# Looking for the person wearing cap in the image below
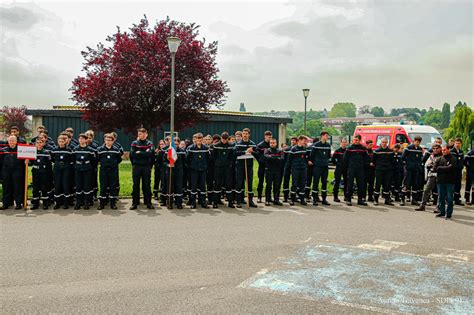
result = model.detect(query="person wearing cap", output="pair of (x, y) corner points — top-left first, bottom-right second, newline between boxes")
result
(211, 132), (235, 208)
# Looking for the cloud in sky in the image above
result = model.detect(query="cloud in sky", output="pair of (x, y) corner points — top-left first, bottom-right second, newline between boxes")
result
(0, 0), (472, 112)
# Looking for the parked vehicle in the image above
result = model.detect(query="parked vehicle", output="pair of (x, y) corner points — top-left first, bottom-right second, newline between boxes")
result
(353, 124), (444, 148)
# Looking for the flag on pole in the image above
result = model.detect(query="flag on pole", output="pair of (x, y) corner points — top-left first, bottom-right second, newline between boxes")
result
(168, 134), (178, 166)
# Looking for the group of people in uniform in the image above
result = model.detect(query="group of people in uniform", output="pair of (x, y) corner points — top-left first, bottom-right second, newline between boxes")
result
(1, 125), (473, 219)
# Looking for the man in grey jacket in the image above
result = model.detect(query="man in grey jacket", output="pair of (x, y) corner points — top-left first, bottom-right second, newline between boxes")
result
(415, 144), (442, 211)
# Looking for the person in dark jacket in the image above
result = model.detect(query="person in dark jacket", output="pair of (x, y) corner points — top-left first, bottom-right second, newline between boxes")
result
(288, 135), (308, 206)
(0, 136), (25, 210)
(159, 137), (171, 206)
(465, 149), (474, 205)
(372, 138), (394, 206)
(365, 140), (375, 202)
(186, 133), (210, 209)
(211, 132), (235, 208)
(51, 135), (74, 209)
(391, 144), (404, 202)
(263, 138), (284, 206)
(331, 138), (347, 203)
(163, 136), (186, 209)
(97, 134), (122, 210)
(73, 134), (97, 210)
(9, 126), (26, 144)
(450, 138), (464, 205)
(282, 137), (297, 202)
(433, 145), (457, 219)
(233, 128), (258, 208)
(256, 131), (272, 203)
(343, 135), (368, 206)
(129, 128), (154, 210)
(309, 131), (331, 206)
(153, 139), (166, 201)
(401, 136), (423, 206)
(30, 138), (53, 210)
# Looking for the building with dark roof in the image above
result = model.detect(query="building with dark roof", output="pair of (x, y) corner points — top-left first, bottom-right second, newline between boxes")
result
(26, 106), (292, 149)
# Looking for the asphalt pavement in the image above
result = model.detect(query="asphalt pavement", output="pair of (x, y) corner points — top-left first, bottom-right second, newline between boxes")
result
(1, 199), (473, 314)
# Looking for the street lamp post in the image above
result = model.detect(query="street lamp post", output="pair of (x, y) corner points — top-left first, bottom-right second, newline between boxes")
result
(302, 88), (310, 135)
(167, 36), (181, 141)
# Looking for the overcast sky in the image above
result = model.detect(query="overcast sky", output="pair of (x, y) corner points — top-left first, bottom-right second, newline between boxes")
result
(1, 0), (472, 112)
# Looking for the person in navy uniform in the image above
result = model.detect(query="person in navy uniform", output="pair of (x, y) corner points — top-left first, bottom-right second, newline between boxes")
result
(343, 135), (369, 206)
(130, 128), (154, 210)
(305, 137), (317, 201)
(391, 144), (404, 203)
(464, 148), (474, 205)
(163, 136), (186, 209)
(256, 131), (272, 203)
(65, 127), (79, 148)
(288, 135), (309, 206)
(309, 131), (332, 206)
(158, 137), (170, 206)
(73, 134), (97, 210)
(9, 126), (26, 144)
(433, 145), (457, 219)
(153, 139), (166, 201)
(263, 138), (284, 206)
(233, 128), (259, 208)
(211, 132), (235, 208)
(450, 138), (464, 206)
(186, 133), (210, 209)
(0, 138), (7, 184)
(30, 138), (53, 210)
(0, 136), (25, 210)
(331, 138), (347, 203)
(365, 140), (375, 202)
(51, 135), (74, 209)
(401, 135), (423, 206)
(282, 137), (297, 202)
(372, 137), (395, 206)
(97, 133), (122, 210)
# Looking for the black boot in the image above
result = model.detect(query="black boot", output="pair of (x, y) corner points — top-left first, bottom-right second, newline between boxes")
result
(31, 202), (39, 210)
(374, 195), (379, 206)
(321, 196), (330, 206)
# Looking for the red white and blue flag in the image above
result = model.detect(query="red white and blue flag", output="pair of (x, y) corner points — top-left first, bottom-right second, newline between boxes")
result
(168, 135), (178, 166)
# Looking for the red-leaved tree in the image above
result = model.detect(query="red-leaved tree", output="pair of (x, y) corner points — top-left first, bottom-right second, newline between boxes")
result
(0, 106), (29, 137)
(71, 16), (228, 133)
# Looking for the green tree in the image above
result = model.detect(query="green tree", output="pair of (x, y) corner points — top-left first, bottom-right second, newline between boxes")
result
(441, 103), (451, 129)
(443, 103), (473, 151)
(422, 108), (442, 129)
(341, 121), (357, 137)
(328, 102), (356, 118)
(371, 106), (385, 117)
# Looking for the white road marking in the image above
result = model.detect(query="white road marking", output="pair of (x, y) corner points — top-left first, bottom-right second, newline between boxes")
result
(427, 248), (474, 262)
(357, 239), (408, 251)
(267, 209), (308, 215)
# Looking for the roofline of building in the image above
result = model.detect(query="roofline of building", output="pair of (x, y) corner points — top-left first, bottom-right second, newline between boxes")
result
(26, 108), (292, 124)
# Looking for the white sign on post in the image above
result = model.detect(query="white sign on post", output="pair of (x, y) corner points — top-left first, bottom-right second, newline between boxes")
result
(17, 144), (37, 160)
